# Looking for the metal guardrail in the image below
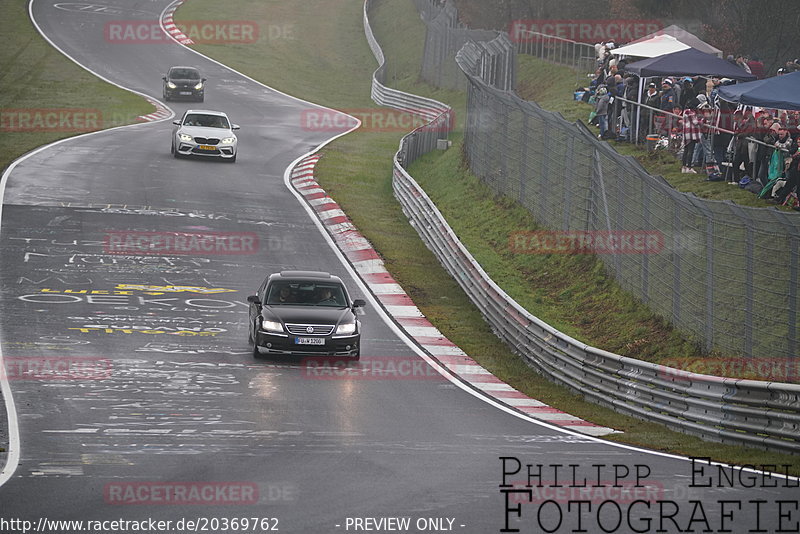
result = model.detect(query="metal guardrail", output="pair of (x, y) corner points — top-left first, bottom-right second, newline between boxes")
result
(364, 0), (800, 453)
(363, 0), (453, 167)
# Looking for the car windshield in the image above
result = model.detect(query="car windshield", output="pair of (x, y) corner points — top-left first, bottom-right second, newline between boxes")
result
(169, 68), (200, 80)
(266, 282), (346, 307)
(183, 114), (229, 129)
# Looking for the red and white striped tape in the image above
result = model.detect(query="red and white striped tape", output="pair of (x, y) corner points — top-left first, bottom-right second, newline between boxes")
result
(291, 154), (617, 437)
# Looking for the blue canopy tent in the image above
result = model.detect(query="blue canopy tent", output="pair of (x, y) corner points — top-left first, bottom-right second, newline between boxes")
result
(718, 71), (800, 111)
(624, 47), (756, 80)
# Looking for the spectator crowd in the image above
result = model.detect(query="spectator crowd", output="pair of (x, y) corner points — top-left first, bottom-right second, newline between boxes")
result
(578, 42), (800, 208)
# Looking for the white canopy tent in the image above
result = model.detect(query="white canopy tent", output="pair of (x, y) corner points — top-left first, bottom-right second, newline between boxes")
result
(610, 34), (690, 59)
(628, 24), (723, 58)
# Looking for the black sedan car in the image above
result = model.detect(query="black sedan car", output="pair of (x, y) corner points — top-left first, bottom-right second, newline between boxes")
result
(162, 66), (206, 102)
(247, 271), (365, 359)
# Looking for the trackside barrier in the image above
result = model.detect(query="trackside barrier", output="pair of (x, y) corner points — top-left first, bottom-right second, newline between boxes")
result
(364, 0), (800, 452)
(364, 1), (452, 166)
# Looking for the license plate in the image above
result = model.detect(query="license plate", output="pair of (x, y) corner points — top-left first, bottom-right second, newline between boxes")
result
(295, 337), (324, 345)
(198, 145), (216, 151)
(179, 91), (192, 95)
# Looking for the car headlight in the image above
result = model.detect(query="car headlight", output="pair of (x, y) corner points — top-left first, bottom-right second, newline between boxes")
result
(179, 133), (193, 142)
(194, 82), (203, 90)
(335, 322), (356, 335)
(167, 82), (177, 89)
(262, 320), (283, 333)
(221, 137), (236, 144)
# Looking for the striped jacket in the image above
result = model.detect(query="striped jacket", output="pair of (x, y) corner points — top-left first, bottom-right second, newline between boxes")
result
(681, 109), (702, 142)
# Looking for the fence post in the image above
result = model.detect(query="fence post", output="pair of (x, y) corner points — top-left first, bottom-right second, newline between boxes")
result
(686, 195), (716, 353)
(519, 112), (529, 206)
(563, 133), (575, 231)
(539, 119), (551, 218)
(672, 206), (682, 326)
(726, 203), (754, 357)
(790, 236), (799, 358)
(641, 184), (651, 303)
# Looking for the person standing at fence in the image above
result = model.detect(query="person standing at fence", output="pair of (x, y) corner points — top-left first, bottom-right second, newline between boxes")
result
(659, 79), (677, 135)
(730, 108), (758, 184)
(735, 54), (752, 74)
(641, 82), (660, 140)
(773, 140), (800, 206)
(713, 99), (735, 174)
(747, 56), (766, 79)
(695, 101), (719, 177)
(620, 75), (638, 141)
(672, 78), (683, 110)
(679, 77), (696, 109)
(753, 113), (777, 184)
(680, 105), (701, 173)
(594, 86), (611, 139)
(691, 94), (709, 167)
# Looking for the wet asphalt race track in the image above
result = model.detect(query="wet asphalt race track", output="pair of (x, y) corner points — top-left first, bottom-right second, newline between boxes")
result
(0, 1), (797, 533)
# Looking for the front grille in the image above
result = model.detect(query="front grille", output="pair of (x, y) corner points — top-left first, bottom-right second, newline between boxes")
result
(194, 137), (220, 145)
(285, 324), (335, 336)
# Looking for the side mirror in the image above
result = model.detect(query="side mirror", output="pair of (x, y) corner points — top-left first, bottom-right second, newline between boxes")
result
(231, 124), (240, 130)
(162, 76), (167, 81)
(352, 299), (366, 308)
(247, 295), (261, 304)
(172, 120), (181, 126)
(202, 77), (207, 82)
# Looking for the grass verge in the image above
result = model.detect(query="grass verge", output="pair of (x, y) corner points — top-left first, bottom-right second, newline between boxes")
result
(0, 0), (153, 173)
(178, 0), (800, 471)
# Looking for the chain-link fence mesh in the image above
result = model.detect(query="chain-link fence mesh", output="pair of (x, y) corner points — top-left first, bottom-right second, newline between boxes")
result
(415, 0), (500, 91)
(513, 30), (597, 73)
(413, 0), (800, 359)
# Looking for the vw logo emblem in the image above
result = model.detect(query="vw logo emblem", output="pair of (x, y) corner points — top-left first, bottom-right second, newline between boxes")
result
(306, 326), (314, 334)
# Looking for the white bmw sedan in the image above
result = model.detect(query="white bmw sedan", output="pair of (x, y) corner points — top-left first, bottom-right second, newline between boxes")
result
(171, 109), (239, 162)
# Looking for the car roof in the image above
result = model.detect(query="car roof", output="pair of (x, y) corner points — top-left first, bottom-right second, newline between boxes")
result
(184, 109), (229, 117)
(169, 66), (200, 72)
(268, 271), (342, 283)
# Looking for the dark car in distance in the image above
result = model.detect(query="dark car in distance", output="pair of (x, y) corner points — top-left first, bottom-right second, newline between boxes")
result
(163, 66), (206, 102)
(247, 271), (365, 359)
